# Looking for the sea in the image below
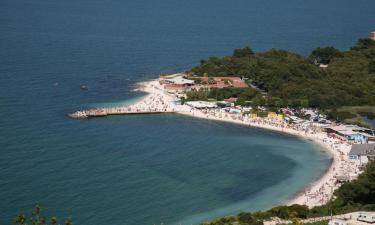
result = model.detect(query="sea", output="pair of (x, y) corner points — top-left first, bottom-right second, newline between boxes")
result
(1, 0), (374, 224)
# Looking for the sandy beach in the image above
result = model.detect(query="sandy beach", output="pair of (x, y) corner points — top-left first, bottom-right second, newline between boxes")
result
(106, 79), (362, 208)
(177, 108), (359, 207)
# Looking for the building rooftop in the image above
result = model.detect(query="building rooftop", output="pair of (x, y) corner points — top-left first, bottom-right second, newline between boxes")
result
(349, 144), (375, 156)
(162, 76), (195, 85)
(185, 101), (217, 109)
(328, 125), (373, 134)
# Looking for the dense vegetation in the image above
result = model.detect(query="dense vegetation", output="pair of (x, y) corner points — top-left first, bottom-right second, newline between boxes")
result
(13, 206), (73, 225)
(189, 38), (375, 109)
(325, 106), (375, 128)
(186, 87), (258, 106)
(202, 160), (375, 225)
(311, 160), (375, 215)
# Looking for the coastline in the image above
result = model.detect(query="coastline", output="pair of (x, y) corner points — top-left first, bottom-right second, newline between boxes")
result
(134, 79), (359, 208)
(75, 78), (359, 208)
(176, 108), (339, 207)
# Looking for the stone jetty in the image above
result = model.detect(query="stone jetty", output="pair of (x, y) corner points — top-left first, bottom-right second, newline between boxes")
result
(69, 107), (175, 119)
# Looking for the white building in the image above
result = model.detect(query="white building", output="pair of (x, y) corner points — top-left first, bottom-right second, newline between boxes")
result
(329, 218), (350, 225)
(185, 101), (217, 109)
(358, 212), (375, 223)
(163, 76), (195, 85)
(348, 144), (375, 163)
(325, 125), (374, 142)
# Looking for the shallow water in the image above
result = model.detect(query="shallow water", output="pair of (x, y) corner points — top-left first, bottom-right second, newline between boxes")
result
(1, 0), (374, 224)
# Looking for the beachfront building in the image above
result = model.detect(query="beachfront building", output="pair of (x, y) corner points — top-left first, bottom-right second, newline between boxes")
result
(325, 125), (374, 142)
(324, 212), (375, 225)
(371, 31), (375, 41)
(222, 107), (241, 114)
(241, 106), (252, 112)
(267, 112), (284, 120)
(328, 218), (350, 225)
(281, 108), (295, 116)
(160, 74), (195, 94)
(357, 212), (375, 223)
(216, 101), (232, 108)
(349, 144), (375, 164)
(189, 76), (248, 90)
(304, 109), (329, 123)
(185, 101), (217, 109)
(223, 97), (237, 107)
(163, 84), (188, 94)
(287, 115), (307, 124)
(160, 76), (195, 86)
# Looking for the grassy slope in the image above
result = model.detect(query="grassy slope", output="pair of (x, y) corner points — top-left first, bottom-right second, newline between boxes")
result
(336, 106), (375, 128)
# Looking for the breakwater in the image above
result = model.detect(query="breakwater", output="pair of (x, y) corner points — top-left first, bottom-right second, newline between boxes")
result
(69, 107), (175, 119)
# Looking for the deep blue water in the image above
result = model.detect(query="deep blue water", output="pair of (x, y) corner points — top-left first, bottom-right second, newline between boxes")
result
(1, 0), (374, 224)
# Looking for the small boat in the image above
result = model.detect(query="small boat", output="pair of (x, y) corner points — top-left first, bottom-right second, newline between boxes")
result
(80, 85), (88, 90)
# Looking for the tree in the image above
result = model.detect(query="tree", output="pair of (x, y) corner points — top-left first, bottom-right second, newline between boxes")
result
(186, 89), (209, 101)
(292, 217), (304, 225)
(233, 46), (254, 58)
(237, 212), (263, 225)
(309, 46), (342, 64)
(300, 99), (309, 108)
(180, 97), (186, 105)
(369, 60), (375, 74)
(190, 36), (375, 110)
(351, 38), (375, 51)
(15, 206), (73, 225)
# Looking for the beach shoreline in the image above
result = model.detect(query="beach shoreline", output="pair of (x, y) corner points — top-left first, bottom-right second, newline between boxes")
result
(136, 79), (360, 208)
(74, 79), (359, 208)
(176, 109), (339, 207)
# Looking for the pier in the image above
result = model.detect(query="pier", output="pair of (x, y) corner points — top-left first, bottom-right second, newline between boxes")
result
(68, 80), (188, 119)
(69, 107), (175, 119)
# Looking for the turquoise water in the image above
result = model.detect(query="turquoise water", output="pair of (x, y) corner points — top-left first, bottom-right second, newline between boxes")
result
(1, 0), (374, 224)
